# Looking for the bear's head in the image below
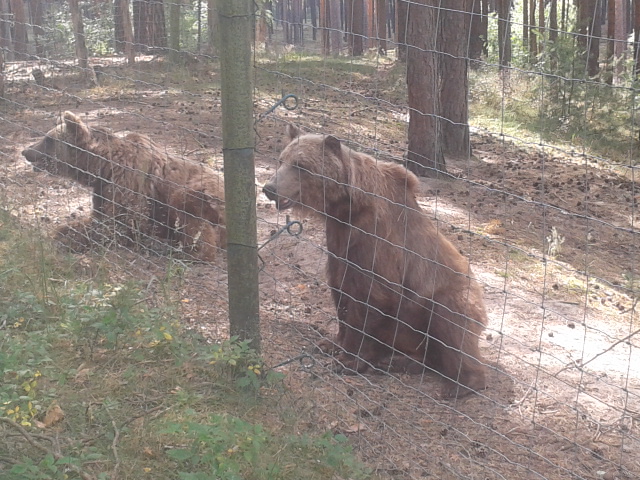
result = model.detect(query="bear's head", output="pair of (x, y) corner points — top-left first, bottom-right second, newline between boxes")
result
(263, 125), (350, 218)
(22, 111), (94, 182)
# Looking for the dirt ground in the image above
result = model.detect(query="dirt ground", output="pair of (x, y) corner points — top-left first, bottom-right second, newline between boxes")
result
(0, 55), (638, 480)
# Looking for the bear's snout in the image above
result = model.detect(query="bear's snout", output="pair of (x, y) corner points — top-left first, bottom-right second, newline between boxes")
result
(262, 182), (277, 201)
(263, 182), (293, 211)
(22, 148), (37, 163)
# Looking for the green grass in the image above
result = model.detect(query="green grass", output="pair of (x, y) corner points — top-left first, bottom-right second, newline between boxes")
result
(0, 209), (372, 480)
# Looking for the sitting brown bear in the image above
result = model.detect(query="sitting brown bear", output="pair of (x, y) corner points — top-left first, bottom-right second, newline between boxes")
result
(263, 125), (488, 398)
(22, 112), (226, 260)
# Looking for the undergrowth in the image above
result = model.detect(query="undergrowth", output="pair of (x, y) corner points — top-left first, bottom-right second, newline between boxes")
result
(0, 209), (371, 480)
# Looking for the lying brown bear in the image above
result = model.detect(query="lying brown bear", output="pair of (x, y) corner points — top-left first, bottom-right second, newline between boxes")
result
(22, 112), (226, 260)
(263, 125), (488, 398)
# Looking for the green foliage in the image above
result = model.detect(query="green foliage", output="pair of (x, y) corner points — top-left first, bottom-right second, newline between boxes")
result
(82, 1), (116, 56)
(204, 337), (284, 392)
(163, 415), (370, 480)
(56, 282), (179, 354)
(0, 211), (369, 480)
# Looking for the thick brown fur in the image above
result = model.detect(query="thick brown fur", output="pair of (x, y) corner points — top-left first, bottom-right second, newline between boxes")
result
(22, 112), (225, 260)
(263, 125), (488, 398)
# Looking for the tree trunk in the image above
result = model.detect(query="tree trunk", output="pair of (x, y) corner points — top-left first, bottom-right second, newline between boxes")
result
(523, 0), (528, 57)
(366, 0), (374, 48)
(439, 0), (471, 158)
(169, 0), (181, 60)
(396, 0), (408, 61)
(115, 0), (135, 64)
(608, 0), (627, 82)
(291, 0), (303, 44)
(470, 0), (485, 61)
(69, 0), (89, 69)
(320, 0), (329, 54)
(538, 0), (545, 47)
(634, 0), (640, 75)
(346, 0), (365, 55)
(406, 0), (444, 176)
(549, 0), (558, 69)
(320, 0), (342, 55)
(29, 0), (44, 56)
(10, 0), (28, 60)
(376, 0), (386, 54)
(497, 0), (511, 68)
(115, 0), (125, 51)
(549, 0), (557, 44)
(577, 0), (601, 77)
(207, 0), (218, 54)
(133, 0), (167, 50)
(0, 0), (11, 62)
(309, 0), (318, 40)
(528, 0), (537, 58)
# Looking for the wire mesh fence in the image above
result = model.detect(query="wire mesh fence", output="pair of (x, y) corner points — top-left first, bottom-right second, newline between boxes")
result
(0, 1), (638, 479)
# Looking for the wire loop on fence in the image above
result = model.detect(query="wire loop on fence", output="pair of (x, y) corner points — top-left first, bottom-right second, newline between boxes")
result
(270, 353), (315, 371)
(258, 215), (303, 271)
(256, 94), (299, 123)
(258, 215), (303, 251)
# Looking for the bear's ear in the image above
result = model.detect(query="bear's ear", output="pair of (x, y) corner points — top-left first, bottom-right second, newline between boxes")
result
(322, 135), (342, 157)
(62, 111), (91, 146)
(286, 124), (301, 141)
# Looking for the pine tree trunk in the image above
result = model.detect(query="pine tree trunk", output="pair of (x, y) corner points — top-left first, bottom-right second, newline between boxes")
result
(406, 0), (444, 176)
(10, 0), (28, 60)
(207, 0), (218, 55)
(439, 0), (471, 158)
(395, 0), (408, 61)
(376, 0), (386, 54)
(69, 0), (88, 69)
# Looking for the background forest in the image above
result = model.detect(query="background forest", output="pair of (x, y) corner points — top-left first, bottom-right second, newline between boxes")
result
(0, 1), (639, 480)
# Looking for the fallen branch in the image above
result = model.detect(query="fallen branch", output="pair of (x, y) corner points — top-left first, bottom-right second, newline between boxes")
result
(555, 327), (640, 377)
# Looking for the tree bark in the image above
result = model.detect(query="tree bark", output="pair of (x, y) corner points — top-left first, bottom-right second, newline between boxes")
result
(346, 0), (364, 55)
(207, 0), (218, 54)
(529, 0), (537, 58)
(169, 0), (181, 60)
(320, 0), (342, 55)
(406, 0), (444, 176)
(549, 0), (557, 44)
(121, 0), (135, 65)
(309, 0), (318, 40)
(523, 0), (528, 57)
(29, 0), (44, 56)
(291, 0), (304, 44)
(69, 0), (89, 69)
(133, 0), (166, 50)
(607, 0), (627, 82)
(0, 0), (11, 62)
(439, 0), (471, 158)
(469, 0), (485, 61)
(376, 0), (387, 54)
(497, 0), (511, 68)
(10, 0), (28, 60)
(634, 0), (640, 75)
(396, 0), (408, 61)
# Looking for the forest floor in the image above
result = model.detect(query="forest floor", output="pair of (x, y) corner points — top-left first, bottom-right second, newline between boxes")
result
(0, 53), (638, 479)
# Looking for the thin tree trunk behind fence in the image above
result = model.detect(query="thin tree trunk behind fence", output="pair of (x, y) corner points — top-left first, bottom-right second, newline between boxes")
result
(69, 0), (89, 69)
